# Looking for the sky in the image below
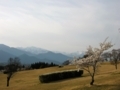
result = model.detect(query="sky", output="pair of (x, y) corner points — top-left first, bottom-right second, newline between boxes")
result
(0, 0), (120, 53)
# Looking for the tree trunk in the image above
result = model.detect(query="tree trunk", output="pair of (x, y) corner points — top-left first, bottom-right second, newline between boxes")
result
(115, 64), (117, 70)
(90, 76), (94, 85)
(7, 76), (10, 87)
(7, 73), (12, 87)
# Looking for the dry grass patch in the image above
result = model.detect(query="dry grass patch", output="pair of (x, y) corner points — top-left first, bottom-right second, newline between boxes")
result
(0, 64), (120, 90)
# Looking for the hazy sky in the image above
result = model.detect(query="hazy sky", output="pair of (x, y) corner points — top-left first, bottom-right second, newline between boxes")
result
(0, 0), (120, 53)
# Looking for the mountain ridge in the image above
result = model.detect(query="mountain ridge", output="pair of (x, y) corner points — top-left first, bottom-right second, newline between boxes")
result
(0, 44), (73, 64)
(17, 46), (49, 54)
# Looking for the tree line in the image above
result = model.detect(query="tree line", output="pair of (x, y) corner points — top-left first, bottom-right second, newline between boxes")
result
(30, 62), (58, 69)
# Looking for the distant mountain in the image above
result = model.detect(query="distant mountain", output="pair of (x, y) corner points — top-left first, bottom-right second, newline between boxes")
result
(36, 51), (72, 63)
(18, 54), (60, 64)
(61, 51), (85, 58)
(0, 44), (34, 56)
(17, 46), (49, 54)
(18, 54), (41, 64)
(0, 50), (15, 62)
(0, 44), (71, 64)
(17, 47), (71, 63)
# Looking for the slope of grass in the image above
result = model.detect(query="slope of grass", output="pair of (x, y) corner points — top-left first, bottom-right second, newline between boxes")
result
(0, 63), (120, 90)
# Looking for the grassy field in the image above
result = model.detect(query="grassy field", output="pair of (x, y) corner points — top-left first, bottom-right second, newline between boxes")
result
(0, 63), (120, 90)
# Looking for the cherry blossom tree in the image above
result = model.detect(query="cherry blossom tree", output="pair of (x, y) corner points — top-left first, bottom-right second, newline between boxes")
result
(72, 38), (113, 85)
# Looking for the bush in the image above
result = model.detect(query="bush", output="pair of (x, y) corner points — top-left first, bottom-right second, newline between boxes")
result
(39, 69), (83, 83)
(3, 70), (9, 74)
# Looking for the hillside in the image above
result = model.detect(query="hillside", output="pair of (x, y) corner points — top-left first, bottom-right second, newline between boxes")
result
(36, 51), (71, 63)
(0, 50), (15, 62)
(0, 44), (34, 56)
(18, 54), (60, 64)
(0, 63), (120, 90)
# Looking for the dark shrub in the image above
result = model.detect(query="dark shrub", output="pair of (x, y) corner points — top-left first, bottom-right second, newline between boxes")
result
(3, 70), (9, 74)
(39, 69), (83, 83)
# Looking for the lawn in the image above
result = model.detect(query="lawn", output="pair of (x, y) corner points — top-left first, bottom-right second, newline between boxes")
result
(0, 63), (120, 90)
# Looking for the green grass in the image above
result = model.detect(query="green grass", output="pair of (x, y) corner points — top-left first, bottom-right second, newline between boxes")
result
(0, 64), (120, 90)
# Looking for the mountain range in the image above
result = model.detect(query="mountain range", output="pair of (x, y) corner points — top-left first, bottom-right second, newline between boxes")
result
(17, 47), (49, 54)
(0, 44), (74, 65)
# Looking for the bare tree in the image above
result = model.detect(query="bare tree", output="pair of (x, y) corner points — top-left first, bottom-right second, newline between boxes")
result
(101, 52), (111, 61)
(110, 49), (120, 69)
(5, 57), (21, 87)
(72, 38), (113, 85)
(102, 49), (120, 69)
